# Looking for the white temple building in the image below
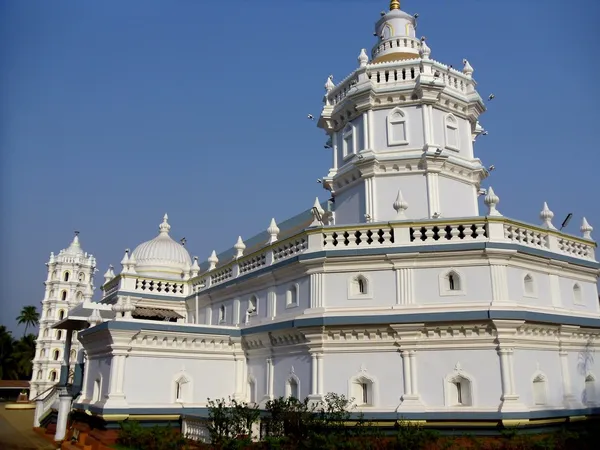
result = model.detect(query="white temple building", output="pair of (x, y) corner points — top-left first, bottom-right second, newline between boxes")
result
(34, 0), (600, 441)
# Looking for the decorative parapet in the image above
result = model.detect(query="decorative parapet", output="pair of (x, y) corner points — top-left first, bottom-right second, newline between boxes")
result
(325, 58), (475, 108)
(191, 217), (596, 293)
(101, 274), (189, 300)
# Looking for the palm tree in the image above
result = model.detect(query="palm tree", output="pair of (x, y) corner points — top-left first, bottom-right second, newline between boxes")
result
(16, 305), (40, 337)
(12, 334), (36, 379)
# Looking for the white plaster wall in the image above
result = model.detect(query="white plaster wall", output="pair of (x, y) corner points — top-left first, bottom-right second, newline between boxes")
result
(247, 356), (267, 400)
(371, 106), (424, 151)
(437, 176), (478, 217)
(567, 350), (597, 405)
(506, 268), (553, 308)
(373, 174), (428, 221)
(324, 270), (396, 307)
(274, 277), (309, 318)
(559, 278), (599, 313)
(323, 351), (404, 409)
(418, 349), (502, 408)
(431, 108), (472, 159)
(512, 350), (563, 408)
(414, 266), (492, 304)
(123, 356), (235, 405)
(86, 357), (111, 402)
(333, 183), (365, 225)
(272, 353), (311, 399)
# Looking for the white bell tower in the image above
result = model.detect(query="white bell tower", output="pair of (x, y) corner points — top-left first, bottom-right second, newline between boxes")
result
(318, 0), (487, 224)
(29, 232), (96, 399)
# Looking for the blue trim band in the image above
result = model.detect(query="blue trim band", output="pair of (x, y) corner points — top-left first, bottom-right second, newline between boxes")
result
(73, 402), (600, 422)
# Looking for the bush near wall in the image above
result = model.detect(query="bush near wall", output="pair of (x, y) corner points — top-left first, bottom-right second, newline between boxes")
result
(117, 394), (600, 450)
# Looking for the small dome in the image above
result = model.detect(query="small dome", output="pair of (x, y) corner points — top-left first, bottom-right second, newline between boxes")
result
(131, 214), (191, 279)
(64, 233), (85, 255)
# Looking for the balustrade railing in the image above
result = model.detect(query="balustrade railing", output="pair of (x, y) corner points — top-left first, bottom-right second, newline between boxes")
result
(182, 417), (210, 443)
(192, 218), (595, 292)
(327, 59), (470, 106)
(33, 386), (58, 427)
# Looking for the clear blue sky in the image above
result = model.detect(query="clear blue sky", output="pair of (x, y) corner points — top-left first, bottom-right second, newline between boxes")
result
(1, 0), (599, 335)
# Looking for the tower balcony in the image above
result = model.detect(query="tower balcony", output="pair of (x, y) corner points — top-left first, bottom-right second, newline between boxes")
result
(325, 58), (474, 110)
(371, 36), (421, 63)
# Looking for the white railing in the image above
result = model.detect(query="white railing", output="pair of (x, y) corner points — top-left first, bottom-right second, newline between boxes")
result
(182, 417), (210, 443)
(327, 59), (471, 107)
(134, 278), (185, 295)
(371, 36), (420, 60)
(33, 386), (58, 427)
(192, 218), (596, 292)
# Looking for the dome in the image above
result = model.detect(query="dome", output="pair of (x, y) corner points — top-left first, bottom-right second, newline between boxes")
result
(130, 214), (192, 279)
(64, 233), (85, 255)
(371, 1), (420, 63)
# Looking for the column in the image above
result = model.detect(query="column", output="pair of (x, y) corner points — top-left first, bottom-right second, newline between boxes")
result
(316, 353), (324, 396)
(310, 353), (318, 396)
(367, 110), (375, 149)
(310, 273), (324, 309)
(195, 292), (199, 324)
(54, 387), (72, 441)
(59, 330), (73, 386)
(409, 350), (418, 397)
(362, 112), (369, 150)
(559, 350), (576, 403)
(425, 171), (440, 218)
(401, 350), (412, 397)
(490, 264), (509, 304)
(332, 133), (338, 169)
(234, 357), (244, 399)
(396, 268), (414, 306)
(78, 352), (90, 401)
(264, 357), (274, 401)
(498, 348), (511, 399)
(268, 288), (276, 320)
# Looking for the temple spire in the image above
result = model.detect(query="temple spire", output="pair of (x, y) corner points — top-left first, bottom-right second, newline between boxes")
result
(390, 0), (400, 10)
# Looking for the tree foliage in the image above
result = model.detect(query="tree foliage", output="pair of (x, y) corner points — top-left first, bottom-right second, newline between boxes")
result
(0, 324), (37, 380)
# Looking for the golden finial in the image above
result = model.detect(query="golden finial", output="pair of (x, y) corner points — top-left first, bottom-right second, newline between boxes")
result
(390, 0), (400, 10)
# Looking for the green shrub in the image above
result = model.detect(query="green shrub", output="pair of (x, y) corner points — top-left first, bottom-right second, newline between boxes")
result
(117, 420), (187, 450)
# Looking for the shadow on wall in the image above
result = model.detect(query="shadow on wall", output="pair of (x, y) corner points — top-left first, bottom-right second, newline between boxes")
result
(577, 339), (595, 406)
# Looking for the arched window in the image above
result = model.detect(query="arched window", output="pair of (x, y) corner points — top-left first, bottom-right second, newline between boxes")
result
(523, 274), (535, 297)
(381, 24), (393, 40)
(40, 349), (46, 358)
(387, 108), (408, 146)
(173, 373), (192, 403)
(351, 376), (375, 406)
(61, 291), (67, 301)
(70, 349), (77, 362)
(52, 270), (57, 280)
(445, 114), (459, 150)
(248, 296), (258, 315)
(573, 284), (583, 305)
(585, 374), (597, 405)
(532, 373), (547, 406)
(56, 330), (62, 340)
(43, 329), (49, 338)
(286, 376), (300, 399)
(342, 124), (354, 158)
(53, 349), (60, 361)
(36, 370), (42, 380)
(286, 284), (299, 307)
(78, 272), (85, 282)
(49, 370), (57, 382)
(445, 365), (474, 407)
(218, 305), (226, 323)
(63, 271), (70, 282)
(76, 291), (84, 301)
(58, 310), (65, 320)
(448, 272), (459, 291)
(440, 269), (464, 296)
